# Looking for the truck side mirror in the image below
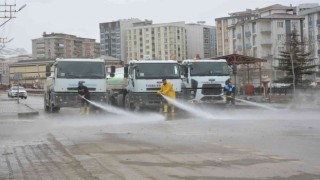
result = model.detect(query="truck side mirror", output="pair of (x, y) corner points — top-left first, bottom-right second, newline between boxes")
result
(124, 66), (129, 78)
(184, 68), (188, 77)
(110, 66), (115, 78)
(46, 64), (52, 77)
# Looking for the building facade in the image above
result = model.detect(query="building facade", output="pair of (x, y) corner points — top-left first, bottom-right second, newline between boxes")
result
(216, 4), (305, 82)
(211, 26), (217, 57)
(32, 33), (100, 60)
(0, 60), (10, 85)
(99, 19), (141, 64)
(185, 23), (215, 59)
(298, 4), (320, 77)
(9, 59), (54, 89)
(126, 21), (187, 61)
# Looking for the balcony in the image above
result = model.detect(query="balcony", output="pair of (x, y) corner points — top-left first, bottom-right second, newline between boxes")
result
(261, 54), (273, 60)
(55, 50), (65, 55)
(236, 45), (243, 51)
(260, 39), (272, 46)
(245, 31), (251, 37)
(260, 27), (271, 33)
(54, 45), (64, 50)
(236, 34), (241, 39)
(245, 43), (252, 49)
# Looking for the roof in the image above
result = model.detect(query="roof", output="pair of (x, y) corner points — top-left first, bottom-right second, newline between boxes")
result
(258, 4), (293, 13)
(298, 6), (320, 15)
(182, 59), (227, 64)
(261, 13), (305, 19)
(129, 60), (178, 64)
(212, 54), (267, 65)
(56, 58), (104, 62)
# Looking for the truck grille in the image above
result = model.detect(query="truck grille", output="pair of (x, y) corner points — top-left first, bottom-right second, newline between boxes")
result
(147, 94), (162, 104)
(67, 87), (96, 91)
(201, 84), (222, 95)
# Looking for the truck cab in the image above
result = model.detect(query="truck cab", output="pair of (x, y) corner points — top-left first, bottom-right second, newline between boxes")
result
(180, 59), (230, 103)
(44, 59), (108, 112)
(108, 60), (182, 111)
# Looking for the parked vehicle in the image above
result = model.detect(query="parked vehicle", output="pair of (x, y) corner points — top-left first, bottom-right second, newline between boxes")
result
(107, 60), (182, 111)
(44, 58), (109, 113)
(8, 86), (28, 99)
(180, 59), (230, 103)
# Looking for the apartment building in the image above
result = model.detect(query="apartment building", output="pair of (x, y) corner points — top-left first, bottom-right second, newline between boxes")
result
(126, 21), (187, 61)
(32, 33), (100, 59)
(0, 60), (10, 84)
(185, 23), (216, 59)
(215, 11), (255, 56)
(99, 18), (141, 63)
(211, 26), (217, 57)
(216, 4), (304, 81)
(298, 4), (320, 77)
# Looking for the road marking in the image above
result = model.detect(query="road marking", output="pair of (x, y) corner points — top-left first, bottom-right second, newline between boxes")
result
(235, 148), (248, 152)
(253, 151), (266, 156)
(269, 155), (283, 160)
(290, 160), (303, 164)
(223, 145), (233, 149)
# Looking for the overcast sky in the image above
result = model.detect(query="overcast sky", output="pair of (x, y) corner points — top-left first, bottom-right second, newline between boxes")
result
(2, 0), (319, 53)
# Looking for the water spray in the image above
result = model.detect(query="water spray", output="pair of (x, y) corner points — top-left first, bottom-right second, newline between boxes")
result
(81, 97), (135, 116)
(161, 94), (216, 119)
(80, 97), (165, 121)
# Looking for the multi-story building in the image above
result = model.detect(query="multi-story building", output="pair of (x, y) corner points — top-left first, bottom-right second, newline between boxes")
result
(32, 32), (100, 60)
(99, 18), (141, 64)
(0, 59), (10, 85)
(211, 26), (217, 57)
(126, 21), (187, 61)
(185, 23), (216, 59)
(298, 4), (320, 77)
(216, 10), (256, 56)
(216, 4), (305, 81)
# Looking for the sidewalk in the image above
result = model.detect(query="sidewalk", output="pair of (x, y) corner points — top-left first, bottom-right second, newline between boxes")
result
(0, 93), (39, 118)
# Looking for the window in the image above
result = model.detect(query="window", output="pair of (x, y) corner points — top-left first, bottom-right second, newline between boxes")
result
(252, 22), (256, 33)
(277, 34), (284, 41)
(278, 46), (284, 52)
(277, 21), (284, 28)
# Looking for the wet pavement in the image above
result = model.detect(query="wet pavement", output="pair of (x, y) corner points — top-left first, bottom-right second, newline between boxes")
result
(0, 92), (39, 117)
(0, 92), (320, 179)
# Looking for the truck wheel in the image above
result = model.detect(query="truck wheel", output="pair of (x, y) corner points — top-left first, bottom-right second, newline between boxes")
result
(49, 104), (54, 113)
(44, 95), (50, 112)
(124, 95), (134, 111)
(117, 94), (124, 107)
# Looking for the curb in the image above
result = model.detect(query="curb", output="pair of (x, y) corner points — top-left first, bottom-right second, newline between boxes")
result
(18, 111), (39, 118)
(18, 104), (39, 118)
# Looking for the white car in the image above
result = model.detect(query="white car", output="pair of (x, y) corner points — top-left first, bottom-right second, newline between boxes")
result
(8, 86), (28, 99)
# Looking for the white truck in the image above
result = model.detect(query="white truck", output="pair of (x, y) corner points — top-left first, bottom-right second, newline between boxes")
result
(180, 59), (230, 103)
(107, 60), (182, 111)
(44, 59), (108, 112)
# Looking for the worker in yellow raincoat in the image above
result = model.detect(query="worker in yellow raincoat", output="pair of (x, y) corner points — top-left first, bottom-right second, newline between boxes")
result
(157, 79), (176, 113)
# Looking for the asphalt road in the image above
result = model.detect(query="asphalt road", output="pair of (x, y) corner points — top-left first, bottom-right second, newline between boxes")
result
(0, 94), (320, 180)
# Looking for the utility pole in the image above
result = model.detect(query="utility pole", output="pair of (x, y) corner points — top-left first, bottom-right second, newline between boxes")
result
(0, 2), (26, 46)
(0, 2), (17, 28)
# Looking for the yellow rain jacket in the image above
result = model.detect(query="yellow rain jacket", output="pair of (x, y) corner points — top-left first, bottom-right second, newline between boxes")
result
(158, 81), (176, 99)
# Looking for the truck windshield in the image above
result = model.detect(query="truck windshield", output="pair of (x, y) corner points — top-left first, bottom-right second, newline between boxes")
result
(57, 61), (105, 79)
(135, 63), (180, 79)
(190, 62), (229, 76)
